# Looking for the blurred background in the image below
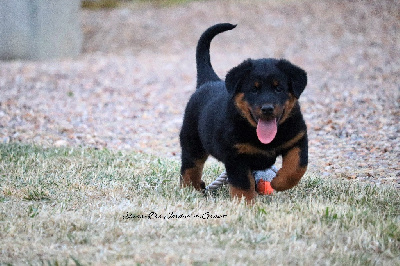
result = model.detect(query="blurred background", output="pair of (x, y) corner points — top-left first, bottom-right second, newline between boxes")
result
(0, 0), (399, 186)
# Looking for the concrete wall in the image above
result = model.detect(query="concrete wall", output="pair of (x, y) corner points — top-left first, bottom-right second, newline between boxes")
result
(0, 0), (82, 60)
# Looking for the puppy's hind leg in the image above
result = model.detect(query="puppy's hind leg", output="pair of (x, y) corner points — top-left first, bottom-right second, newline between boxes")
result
(179, 112), (208, 190)
(180, 151), (208, 190)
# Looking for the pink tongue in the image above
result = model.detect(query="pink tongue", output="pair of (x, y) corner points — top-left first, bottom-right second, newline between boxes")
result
(257, 119), (277, 144)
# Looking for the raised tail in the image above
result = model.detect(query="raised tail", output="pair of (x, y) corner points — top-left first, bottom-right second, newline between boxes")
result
(196, 23), (237, 88)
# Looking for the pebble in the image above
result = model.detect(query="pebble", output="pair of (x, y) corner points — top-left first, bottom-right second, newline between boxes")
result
(54, 140), (68, 147)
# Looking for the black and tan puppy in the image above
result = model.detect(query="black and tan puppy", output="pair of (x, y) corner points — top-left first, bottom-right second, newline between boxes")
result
(180, 23), (308, 203)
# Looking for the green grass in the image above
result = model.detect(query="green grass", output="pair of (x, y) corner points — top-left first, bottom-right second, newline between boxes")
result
(0, 143), (399, 265)
(81, 0), (198, 9)
(81, 0), (120, 9)
(138, 0), (196, 7)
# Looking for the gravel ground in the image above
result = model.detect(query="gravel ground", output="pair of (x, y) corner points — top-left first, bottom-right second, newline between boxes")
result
(1, 0), (399, 187)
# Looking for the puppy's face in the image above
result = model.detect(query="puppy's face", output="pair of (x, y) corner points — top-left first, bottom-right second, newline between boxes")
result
(238, 74), (289, 124)
(226, 59), (307, 144)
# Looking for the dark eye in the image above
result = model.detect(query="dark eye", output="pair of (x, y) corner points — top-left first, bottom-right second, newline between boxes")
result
(252, 82), (261, 94)
(252, 86), (260, 94)
(272, 79), (282, 93)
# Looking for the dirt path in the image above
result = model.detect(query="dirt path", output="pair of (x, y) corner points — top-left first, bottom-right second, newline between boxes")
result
(1, 0), (399, 187)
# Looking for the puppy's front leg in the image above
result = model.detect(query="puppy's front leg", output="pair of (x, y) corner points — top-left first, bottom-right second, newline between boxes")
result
(271, 145), (308, 191)
(226, 161), (257, 204)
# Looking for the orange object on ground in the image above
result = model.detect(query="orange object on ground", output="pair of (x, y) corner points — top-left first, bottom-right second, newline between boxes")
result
(256, 179), (274, 195)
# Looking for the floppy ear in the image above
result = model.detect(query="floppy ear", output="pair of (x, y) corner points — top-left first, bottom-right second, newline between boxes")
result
(225, 59), (253, 94)
(276, 59), (307, 99)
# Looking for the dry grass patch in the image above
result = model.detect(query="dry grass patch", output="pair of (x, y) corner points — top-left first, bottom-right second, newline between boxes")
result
(0, 143), (399, 265)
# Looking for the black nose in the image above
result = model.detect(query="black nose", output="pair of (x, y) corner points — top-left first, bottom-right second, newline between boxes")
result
(261, 104), (274, 115)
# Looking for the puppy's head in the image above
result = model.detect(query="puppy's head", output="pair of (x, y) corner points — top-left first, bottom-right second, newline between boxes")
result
(225, 58), (307, 144)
